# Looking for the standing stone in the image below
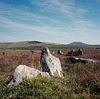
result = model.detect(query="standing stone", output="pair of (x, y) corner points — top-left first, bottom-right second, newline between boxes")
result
(8, 65), (50, 86)
(40, 47), (64, 78)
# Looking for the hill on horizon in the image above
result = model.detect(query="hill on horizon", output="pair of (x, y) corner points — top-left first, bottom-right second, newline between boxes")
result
(69, 41), (86, 45)
(0, 41), (100, 50)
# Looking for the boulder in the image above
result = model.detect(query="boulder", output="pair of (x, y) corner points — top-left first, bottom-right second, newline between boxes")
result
(66, 57), (100, 64)
(8, 65), (50, 86)
(40, 47), (64, 78)
(57, 50), (63, 55)
(66, 57), (77, 63)
(67, 49), (83, 56)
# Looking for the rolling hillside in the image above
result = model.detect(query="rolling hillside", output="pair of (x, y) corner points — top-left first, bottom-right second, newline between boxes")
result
(0, 41), (100, 50)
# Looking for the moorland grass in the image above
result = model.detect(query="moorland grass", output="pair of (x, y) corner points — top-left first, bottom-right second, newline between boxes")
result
(0, 50), (100, 99)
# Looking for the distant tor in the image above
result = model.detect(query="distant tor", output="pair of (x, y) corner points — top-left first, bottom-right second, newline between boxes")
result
(69, 41), (86, 45)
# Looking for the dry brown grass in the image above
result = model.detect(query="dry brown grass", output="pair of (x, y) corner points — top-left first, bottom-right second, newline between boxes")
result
(0, 49), (100, 98)
(0, 50), (41, 70)
(82, 50), (100, 60)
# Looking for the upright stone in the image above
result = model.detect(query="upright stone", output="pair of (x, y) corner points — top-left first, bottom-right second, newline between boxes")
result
(40, 47), (64, 78)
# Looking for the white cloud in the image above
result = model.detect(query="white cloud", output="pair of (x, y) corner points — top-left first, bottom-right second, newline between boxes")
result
(30, 0), (88, 19)
(0, 0), (100, 44)
(0, 13), (100, 44)
(29, 0), (93, 34)
(0, 2), (57, 25)
(0, 15), (69, 36)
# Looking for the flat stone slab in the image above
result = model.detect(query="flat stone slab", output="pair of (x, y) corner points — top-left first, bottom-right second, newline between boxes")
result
(66, 57), (100, 64)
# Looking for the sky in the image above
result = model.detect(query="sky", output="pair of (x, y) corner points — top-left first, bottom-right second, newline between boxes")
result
(0, 0), (100, 44)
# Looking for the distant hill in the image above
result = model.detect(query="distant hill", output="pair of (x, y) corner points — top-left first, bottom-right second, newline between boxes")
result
(0, 41), (67, 50)
(0, 41), (100, 50)
(28, 41), (42, 44)
(69, 42), (86, 45)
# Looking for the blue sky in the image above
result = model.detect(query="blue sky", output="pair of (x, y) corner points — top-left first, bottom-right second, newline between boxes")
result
(0, 0), (100, 44)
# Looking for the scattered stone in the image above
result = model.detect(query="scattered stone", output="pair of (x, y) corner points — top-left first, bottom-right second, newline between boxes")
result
(40, 47), (64, 78)
(30, 50), (34, 54)
(67, 49), (83, 56)
(8, 65), (50, 86)
(96, 48), (99, 49)
(66, 57), (100, 64)
(67, 50), (74, 55)
(2, 52), (5, 55)
(57, 50), (63, 55)
(66, 57), (77, 63)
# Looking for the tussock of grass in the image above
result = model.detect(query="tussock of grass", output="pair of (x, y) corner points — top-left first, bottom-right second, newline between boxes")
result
(0, 76), (68, 99)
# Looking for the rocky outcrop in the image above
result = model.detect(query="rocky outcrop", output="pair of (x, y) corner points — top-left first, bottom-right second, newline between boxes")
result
(8, 65), (50, 85)
(40, 47), (64, 78)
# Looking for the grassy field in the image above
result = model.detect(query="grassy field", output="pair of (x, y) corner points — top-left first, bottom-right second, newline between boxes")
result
(0, 41), (100, 50)
(0, 42), (100, 99)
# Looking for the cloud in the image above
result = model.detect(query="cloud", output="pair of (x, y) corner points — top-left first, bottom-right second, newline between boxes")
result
(30, 0), (88, 19)
(0, 12), (99, 44)
(0, 1), (57, 25)
(0, 0), (100, 44)
(0, 14), (82, 43)
(29, 0), (94, 34)
(0, 15), (69, 36)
